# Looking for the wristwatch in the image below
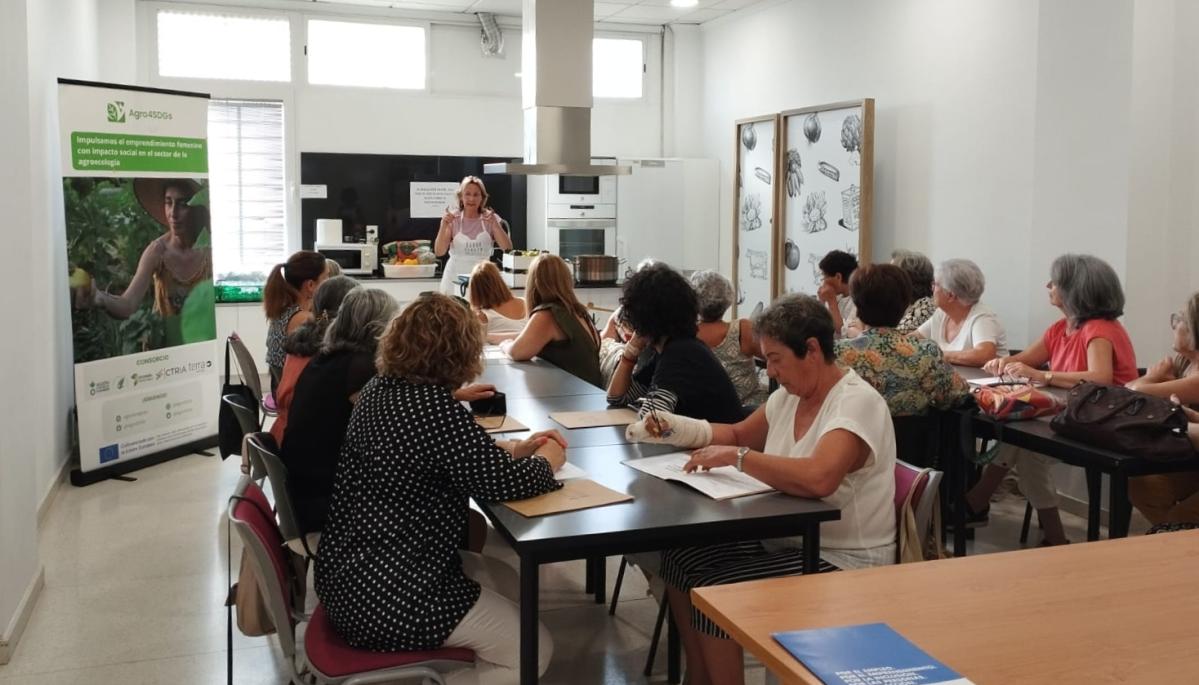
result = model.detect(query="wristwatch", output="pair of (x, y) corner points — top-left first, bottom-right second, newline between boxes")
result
(1044, 371), (1055, 387)
(735, 446), (751, 472)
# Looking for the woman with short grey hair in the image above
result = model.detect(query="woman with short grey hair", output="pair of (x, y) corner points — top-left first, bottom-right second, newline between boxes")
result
(690, 270), (767, 406)
(966, 254), (1138, 546)
(891, 250), (936, 333)
(279, 288), (400, 535)
(914, 258), (1008, 367)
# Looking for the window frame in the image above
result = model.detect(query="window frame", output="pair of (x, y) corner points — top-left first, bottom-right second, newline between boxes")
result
(592, 33), (646, 102)
(150, 4), (295, 84)
(302, 15), (432, 93)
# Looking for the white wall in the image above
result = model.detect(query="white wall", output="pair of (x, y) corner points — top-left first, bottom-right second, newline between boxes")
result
(694, 0), (1199, 356)
(0, 0), (41, 654)
(696, 0), (1041, 345)
(25, 0), (104, 516)
(2, 0), (104, 656)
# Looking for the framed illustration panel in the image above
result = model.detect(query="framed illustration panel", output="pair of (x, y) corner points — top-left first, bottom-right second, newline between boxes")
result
(732, 114), (781, 319)
(777, 99), (874, 297)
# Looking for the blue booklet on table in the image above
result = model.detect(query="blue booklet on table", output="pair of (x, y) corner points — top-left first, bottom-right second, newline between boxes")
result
(772, 623), (974, 685)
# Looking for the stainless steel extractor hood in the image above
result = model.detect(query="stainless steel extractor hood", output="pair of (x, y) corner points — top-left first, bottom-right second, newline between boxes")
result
(484, 0), (630, 177)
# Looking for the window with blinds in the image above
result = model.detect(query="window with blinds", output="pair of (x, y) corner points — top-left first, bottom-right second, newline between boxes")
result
(207, 100), (287, 282)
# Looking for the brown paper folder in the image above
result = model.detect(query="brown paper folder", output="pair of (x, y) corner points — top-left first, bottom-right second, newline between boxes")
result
(549, 408), (640, 429)
(502, 479), (633, 517)
(475, 415), (528, 433)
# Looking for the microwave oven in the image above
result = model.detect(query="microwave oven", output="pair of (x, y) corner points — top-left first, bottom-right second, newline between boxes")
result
(315, 242), (377, 275)
(547, 158), (617, 206)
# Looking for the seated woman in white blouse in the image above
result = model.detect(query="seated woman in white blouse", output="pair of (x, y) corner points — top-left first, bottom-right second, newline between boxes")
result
(467, 261), (528, 344)
(914, 258), (1008, 366)
(627, 294), (896, 685)
(314, 293), (568, 684)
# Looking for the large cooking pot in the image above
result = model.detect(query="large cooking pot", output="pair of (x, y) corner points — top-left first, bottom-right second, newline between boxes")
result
(571, 255), (623, 285)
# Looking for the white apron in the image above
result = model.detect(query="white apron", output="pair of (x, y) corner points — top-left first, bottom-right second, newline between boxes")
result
(438, 215), (494, 295)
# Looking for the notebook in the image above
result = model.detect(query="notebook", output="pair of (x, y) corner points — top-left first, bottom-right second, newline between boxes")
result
(622, 452), (773, 500)
(502, 479), (632, 517)
(773, 623), (975, 685)
(549, 408), (640, 429)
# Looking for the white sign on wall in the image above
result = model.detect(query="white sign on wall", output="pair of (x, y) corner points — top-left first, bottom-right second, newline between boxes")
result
(410, 181), (461, 218)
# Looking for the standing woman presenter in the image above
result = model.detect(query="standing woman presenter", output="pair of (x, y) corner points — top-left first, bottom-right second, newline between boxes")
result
(435, 176), (512, 296)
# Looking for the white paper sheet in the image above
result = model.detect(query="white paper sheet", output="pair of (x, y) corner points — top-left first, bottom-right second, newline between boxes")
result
(622, 452), (774, 501)
(554, 462), (589, 481)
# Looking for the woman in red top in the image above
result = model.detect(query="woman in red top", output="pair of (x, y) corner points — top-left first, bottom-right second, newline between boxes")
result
(968, 254), (1137, 546)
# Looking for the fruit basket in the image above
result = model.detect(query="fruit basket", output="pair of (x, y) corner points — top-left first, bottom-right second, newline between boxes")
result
(382, 263), (436, 279)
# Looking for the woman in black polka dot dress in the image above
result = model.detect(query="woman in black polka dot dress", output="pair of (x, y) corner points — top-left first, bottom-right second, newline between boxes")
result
(315, 293), (567, 683)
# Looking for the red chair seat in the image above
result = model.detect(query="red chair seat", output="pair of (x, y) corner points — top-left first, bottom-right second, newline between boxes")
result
(305, 605), (475, 678)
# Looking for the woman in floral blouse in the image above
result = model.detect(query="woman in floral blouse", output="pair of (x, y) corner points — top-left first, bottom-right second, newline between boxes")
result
(835, 263), (969, 417)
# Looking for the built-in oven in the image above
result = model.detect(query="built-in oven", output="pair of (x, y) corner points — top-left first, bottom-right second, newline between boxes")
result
(545, 218), (616, 263)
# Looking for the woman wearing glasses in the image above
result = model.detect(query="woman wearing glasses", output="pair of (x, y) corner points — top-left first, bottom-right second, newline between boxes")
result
(972, 254), (1138, 545)
(1126, 293), (1199, 525)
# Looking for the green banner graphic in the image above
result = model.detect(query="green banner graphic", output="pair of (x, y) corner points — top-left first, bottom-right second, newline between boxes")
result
(71, 131), (208, 173)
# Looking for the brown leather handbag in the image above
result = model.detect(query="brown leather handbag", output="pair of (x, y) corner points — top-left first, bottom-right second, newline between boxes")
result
(1049, 382), (1196, 462)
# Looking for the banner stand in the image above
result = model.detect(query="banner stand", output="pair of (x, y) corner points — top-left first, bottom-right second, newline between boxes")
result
(69, 437), (218, 486)
(58, 78), (220, 485)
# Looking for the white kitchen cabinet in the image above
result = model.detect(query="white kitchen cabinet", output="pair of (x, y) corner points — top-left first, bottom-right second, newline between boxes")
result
(616, 158), (720, 274)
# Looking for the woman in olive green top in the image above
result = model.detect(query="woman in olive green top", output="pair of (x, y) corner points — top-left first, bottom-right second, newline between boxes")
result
(500, 254), (603, 386)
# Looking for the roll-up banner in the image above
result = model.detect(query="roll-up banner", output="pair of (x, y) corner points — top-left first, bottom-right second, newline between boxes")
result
(57, 79), (218, 483)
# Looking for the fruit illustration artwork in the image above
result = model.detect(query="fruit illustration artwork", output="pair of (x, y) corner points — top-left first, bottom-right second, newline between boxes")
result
(740, 194), (763, 232)
(68, 266), (91, 288)
(786, 149), (803, 198)
(841, 113), (863, 165)
(784, 240), (800, 270)
(803, 113), (821, 143)
(741, 123), (757, 151)
(801, 191), (829, 234)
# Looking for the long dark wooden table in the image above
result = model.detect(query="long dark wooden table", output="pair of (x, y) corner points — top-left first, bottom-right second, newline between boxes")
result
(471, 355), (841, 685)
(945, 366), (1199, 555)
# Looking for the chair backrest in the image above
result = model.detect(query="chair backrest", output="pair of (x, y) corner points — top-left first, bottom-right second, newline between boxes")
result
(894, 460), (943, 562)
(891, 414), (937, 469)
(247, 432), (306, 548)
(223, 392), (261, 436)
(228, 333), (264, 405)
(224, 394), (266, 480)
(228, 479), (297, 658)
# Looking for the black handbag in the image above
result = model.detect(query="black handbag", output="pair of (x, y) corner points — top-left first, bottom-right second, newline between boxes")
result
(219, 337), (258, 460)
(1049, 382), (1195, 462)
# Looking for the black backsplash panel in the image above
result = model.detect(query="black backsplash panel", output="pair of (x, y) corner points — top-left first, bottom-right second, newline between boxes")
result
(300, 152), (526, 249)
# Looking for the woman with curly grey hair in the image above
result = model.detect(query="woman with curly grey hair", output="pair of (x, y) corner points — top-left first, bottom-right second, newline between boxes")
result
(691, 270), (767, 406)
(890, 249), (936, 334)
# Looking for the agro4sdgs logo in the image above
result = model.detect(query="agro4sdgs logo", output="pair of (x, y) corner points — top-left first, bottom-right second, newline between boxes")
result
(106, 101), (126, 123)
(105, 101), (173, 123)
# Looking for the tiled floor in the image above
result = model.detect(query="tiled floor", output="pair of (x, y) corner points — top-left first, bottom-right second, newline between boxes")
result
(0, 454), (1146, 684)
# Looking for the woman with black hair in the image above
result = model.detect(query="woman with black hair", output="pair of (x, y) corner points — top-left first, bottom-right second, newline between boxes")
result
(606, 263), (744, 424)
